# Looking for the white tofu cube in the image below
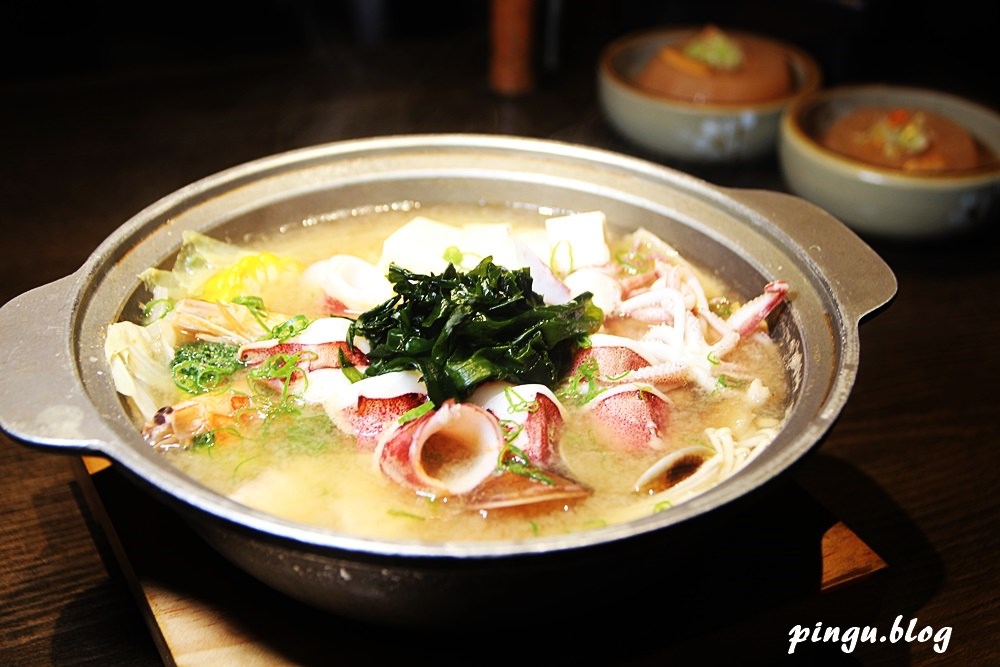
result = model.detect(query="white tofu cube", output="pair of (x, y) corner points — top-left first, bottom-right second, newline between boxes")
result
(544, 211), (611, 274)
(378, 216), (464, 275)
(461, 223), (523, 270)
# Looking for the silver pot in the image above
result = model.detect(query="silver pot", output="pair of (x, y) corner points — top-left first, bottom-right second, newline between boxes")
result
(0, 134), (895, 626)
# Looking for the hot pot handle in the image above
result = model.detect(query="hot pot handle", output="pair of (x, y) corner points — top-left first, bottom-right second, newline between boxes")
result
(0, 273), (120, 453)
(727, 189), (898, 322)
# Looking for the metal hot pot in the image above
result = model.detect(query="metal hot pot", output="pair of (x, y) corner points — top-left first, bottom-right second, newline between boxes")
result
(0, 135), (895, 627)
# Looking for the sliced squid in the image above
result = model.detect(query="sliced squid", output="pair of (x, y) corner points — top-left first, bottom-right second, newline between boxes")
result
(567, 333), (657, 382)
(319, 370), (429, 450)
(469, 381), (566, 469)
(238, 316), (369, 371)
(375, 399), (505, 497)
(238, 340), (368, 373)
(568, 333), (694, 393)
(582, 383), (672, 451)
(301, 367), (356, 405)
(304, 255), (395, 317)
(352, 394), (429, 450)
(633, 445), (712, 493)
(511, 239), (573, 305)
(464, 469), (592, 511)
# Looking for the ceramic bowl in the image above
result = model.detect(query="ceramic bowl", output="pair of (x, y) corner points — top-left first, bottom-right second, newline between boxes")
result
(598, 26), (822, 163)
(779, 84), (1000, 239)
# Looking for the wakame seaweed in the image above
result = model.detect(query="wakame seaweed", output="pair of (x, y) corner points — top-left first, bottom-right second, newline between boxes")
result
(347, 258), (603, 404)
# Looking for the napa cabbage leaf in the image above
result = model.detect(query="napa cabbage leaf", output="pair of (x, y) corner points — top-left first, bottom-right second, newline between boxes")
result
(139, 231), (303, 304)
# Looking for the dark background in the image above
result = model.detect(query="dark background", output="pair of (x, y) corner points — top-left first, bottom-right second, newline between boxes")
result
(3, 0), (997, 110)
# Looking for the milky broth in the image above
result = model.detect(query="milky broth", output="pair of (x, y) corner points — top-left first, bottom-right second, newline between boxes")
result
(155, 203), (790, 541)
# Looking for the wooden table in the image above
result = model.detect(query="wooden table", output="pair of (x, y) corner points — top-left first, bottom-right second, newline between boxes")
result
(2, 6), (998, 665)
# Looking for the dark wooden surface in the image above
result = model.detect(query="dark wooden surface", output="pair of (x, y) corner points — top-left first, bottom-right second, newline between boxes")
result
(2, 4), (998, 665)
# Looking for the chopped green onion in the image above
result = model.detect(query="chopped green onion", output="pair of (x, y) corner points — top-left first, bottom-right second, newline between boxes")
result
(191, 431), (216, 449)
(556, 356), (606, 406)
(397, 401), (435, 425)
(549, 240), (575, 276)
(269, 314), (311, 342)
(248, 350), (314, 406)
(171, 341), (241, 394)
(717, 374), (747, 389)
(615, 248), (653, 275)
(708, 296), (733, 319)
(336, 348), (364, 383)
(497, 442), (553, 485)
(233, 295), (310, 342)
(504, 386), (539, 414)
(498, 418), (525, 444)
(143, 298), (174, 323)
(442, 245), (465, 265)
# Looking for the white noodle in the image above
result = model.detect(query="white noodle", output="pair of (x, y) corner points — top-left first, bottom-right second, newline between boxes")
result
(618, 421), (782, 523)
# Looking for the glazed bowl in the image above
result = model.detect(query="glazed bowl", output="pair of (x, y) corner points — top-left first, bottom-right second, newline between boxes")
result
(779, 84), (1000, 239)
(0, 134), (894, 626)
(598, 26), (822, 163)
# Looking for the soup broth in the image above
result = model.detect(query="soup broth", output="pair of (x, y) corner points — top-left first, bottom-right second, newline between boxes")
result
(107, 203), (790, 542)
